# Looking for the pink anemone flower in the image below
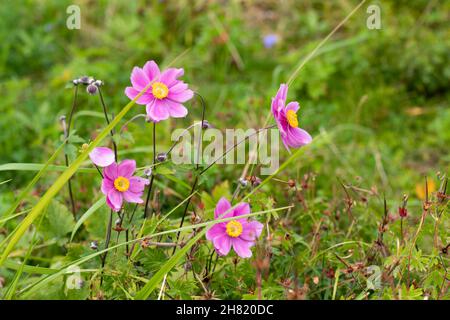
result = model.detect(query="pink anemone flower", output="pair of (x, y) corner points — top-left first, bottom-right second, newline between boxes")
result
(101, 159), (149, 212)
(206, 197), (263, 258)
(271, 84), (312, 152)
(124, 60), (194, 122)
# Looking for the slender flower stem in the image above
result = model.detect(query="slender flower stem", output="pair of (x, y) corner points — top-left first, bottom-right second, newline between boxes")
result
(97, 86), (119, 285)
(100, 210), (114, 285)
(171, 93), (207, 255)
(143, 122), (157, 218)
(98, 87), (118, 161)
(171, 175), (199, 255)
(64, 85), (79, 218)
(194, 92), (206, 170)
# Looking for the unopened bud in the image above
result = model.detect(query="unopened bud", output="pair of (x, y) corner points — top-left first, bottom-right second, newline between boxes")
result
(144, 168), (153, 177)
(201, 120), (211, 129)
(90, 241), (98, 250)
(79, 76), (92, 85)
(87, 84), (98, 95)
(238, 177), (248, 187)
(156, 153), (167, 162)
(399, 207), (408, 218)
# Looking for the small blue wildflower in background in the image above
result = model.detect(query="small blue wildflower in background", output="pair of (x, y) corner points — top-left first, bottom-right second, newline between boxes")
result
(263, 34), (278, 49)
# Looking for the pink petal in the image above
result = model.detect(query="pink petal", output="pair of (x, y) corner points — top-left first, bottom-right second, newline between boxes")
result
(117, 159), (136, 177)
(285, 127), (312, 148)
(233, 202), (251, 217)
(143, 60), (160, 81)
(128, 177), (150, 193)
(146, 99), (169, 122)
(271, 84), (288, 117)
(125, 87), (154, 105)
(285, 101), (299, 113)
(101, 177), (114, 195)
(89, 147), (115, 167)
(168, 88), (193, 103)
(130, 67), (149, 90)
(165, 100), (188, 118)
(107, 189), (123, 211)
(122, 190), (144, 204)
(281, 134), (291, 153)
(232, 238), (253, 258)
(214, 197), (232, 219)
(206, 224), (225, 241)
(240, 221), (264, 241)
(103, 163), (118, 181)
(160, 68), (184, 87)
(213, 234), (232, 256)
(169, 82), (188, 93)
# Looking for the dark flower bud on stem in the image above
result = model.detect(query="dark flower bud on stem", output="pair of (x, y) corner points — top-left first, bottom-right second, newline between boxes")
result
(87, 84), (98, 95)
(144, 168), (152, 177)
(156, 152), (167, 162)
(90, 241), (98, 250)
(238, 177), (248, 187)
(398, 207), (408, 218)
(201, 120), (211, 129)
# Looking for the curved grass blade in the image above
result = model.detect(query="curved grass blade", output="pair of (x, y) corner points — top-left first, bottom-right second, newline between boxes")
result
(134, 229), (206, 300)
(0, 163), (96, 174)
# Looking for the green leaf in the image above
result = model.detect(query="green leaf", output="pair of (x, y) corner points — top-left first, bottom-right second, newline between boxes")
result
(40, 200), (76, 240)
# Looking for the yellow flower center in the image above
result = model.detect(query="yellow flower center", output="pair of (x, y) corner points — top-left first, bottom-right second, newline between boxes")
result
(114, 176), (130, 192)
(152, 82), (169, 99)
(286, 110), (299, 128)
(225, 220), (243, 238)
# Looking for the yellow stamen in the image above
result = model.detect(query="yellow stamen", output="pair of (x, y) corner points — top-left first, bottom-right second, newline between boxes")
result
(286, 109), (299, 128)
(114, 176), (130, 192)
(225, 220), (243, 238)
(152, 82), (169, 99)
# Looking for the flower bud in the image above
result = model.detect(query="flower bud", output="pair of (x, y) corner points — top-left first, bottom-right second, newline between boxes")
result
(201, 120), (211, 129)
(398, 207), (408, 218)
(90, 241), (98, 250)
(156, 153), (167, 162)
(79, 76), (93, 85)
(87, 84), (98, 95)
(144, 168), (153, 177)
(238, 177), (248, 187)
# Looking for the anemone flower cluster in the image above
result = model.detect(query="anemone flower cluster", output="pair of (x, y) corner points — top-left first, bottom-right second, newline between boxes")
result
(89, 147), (149, 212)
(124, 60), (194, 122)
(86, 60), (312, 260)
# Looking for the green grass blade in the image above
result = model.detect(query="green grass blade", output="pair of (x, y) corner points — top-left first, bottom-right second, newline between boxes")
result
(134, 229), (207, 300)
(0, 163), (96, 173)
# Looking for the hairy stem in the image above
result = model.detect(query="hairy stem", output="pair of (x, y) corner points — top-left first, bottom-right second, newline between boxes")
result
(64, 85), (79, 218)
